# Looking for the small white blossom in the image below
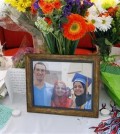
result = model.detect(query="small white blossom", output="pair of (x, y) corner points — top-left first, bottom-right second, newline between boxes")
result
(97, 16), (113, 32)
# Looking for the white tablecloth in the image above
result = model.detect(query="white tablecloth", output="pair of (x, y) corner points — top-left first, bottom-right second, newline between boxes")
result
(0, 85), (112, 134)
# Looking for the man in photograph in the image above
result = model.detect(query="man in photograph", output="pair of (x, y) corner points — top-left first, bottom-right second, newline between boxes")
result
(33, 62), (53, 107)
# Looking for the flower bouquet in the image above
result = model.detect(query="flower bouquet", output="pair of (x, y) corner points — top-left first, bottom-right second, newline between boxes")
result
(4, 0), (96, 55)
(33, 0), (96, 55)
(3, 0), (120, 56)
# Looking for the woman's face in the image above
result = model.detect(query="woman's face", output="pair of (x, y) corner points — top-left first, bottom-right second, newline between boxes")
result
(55, 82), (66, 97)
(73, 81), (85, 96)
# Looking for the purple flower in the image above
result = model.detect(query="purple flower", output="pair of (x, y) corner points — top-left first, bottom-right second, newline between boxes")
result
(65, 0), (74, 4)
(63, 5), (72, 17)
(33, 0), (44, 15)
(63, 0), (82, 16)
(33, 0), (39, 10)
(75, 0), (80, 5)
(83, 0), (94, 8)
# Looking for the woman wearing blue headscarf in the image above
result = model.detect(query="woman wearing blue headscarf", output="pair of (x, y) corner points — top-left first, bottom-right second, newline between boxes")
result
(71, 73), (92, 110)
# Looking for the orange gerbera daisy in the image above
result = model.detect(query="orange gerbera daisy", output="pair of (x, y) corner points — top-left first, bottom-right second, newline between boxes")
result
(63, 14), (87, 41)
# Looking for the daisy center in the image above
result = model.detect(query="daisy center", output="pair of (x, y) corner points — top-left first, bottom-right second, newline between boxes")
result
(70, 23), (80, 33)
(91, 19), (95, 24)
(102, 20), (106, 24)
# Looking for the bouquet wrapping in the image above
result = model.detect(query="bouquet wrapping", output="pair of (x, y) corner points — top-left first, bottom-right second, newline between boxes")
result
(0, 5), (45, 53)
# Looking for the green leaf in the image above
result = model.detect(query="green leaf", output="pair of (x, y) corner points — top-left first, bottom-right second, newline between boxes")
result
(60, 17), (68, 23)
(105, 38), (112, 46)
(54, 30), (60, 36)
(54, 15), (60, 19)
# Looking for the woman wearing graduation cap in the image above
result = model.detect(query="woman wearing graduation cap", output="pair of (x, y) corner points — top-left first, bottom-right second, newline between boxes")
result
(71, 73), (92, 110)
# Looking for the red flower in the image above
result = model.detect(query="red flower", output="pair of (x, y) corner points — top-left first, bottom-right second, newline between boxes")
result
(54, 1), (61, 9)
(44, 17), (52, 25)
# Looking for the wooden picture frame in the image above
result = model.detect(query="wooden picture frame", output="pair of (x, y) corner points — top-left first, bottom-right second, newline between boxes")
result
(26, 54), (100, 118)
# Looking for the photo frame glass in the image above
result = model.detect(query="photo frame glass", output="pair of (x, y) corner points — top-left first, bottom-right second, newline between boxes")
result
(26, 54), (100, 118)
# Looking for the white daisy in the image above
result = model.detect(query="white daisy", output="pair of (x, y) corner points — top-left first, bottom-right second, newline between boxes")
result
(86, 14), (102, 31)
(97, 15), (113, 32)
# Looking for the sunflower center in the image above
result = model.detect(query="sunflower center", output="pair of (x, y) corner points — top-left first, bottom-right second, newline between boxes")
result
(70, 23), (80, 33)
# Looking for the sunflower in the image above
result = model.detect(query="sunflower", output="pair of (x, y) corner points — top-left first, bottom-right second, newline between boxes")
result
(63, 14), (87, 41)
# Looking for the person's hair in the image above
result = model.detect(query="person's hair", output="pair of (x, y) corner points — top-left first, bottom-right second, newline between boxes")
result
(33, 62), (46, 71)
(52, 80), (67, 100)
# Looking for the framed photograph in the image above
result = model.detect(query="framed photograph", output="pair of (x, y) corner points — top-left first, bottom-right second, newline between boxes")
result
(26, 54), (100, 118)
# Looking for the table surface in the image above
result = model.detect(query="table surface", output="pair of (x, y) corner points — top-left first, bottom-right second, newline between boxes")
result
(1, 48), (120, 134)
(0, 84), (114, 134)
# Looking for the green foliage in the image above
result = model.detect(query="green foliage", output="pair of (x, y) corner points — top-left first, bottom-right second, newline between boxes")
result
(110, 7), (120, 44)
(95, 38), (112, 59)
